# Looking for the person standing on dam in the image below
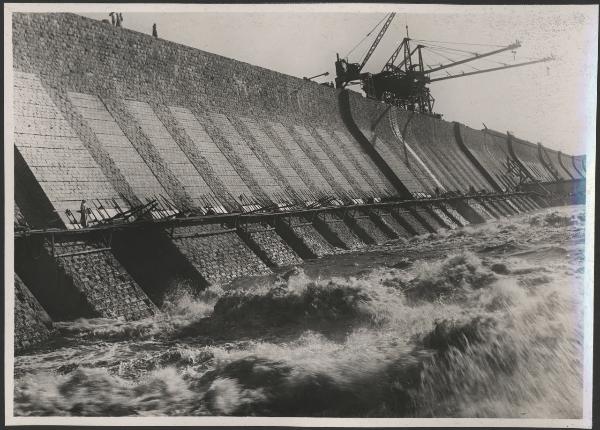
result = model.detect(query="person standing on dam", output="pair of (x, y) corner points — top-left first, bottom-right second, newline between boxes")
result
(152, 23), (158, 38)
(79, 200), (88, 228)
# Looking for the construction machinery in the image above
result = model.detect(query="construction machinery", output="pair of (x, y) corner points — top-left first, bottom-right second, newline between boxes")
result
(335, 13), (554, 115)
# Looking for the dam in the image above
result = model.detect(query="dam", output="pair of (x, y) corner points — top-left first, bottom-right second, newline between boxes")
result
(11, 13), (586, 353)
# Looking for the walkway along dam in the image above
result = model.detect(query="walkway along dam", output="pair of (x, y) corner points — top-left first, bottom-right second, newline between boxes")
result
(12, 13), (586, 352)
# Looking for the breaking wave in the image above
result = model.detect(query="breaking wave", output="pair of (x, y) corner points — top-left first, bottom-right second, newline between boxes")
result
(14, 205), (586, 418)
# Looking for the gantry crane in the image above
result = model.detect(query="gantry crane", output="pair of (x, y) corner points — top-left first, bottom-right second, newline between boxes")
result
(335, 14), (554, 115)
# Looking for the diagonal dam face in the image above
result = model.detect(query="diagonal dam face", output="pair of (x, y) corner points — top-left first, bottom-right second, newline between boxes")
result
(11, 12), (584, 338)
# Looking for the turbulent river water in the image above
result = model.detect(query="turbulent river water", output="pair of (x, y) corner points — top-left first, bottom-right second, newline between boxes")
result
(14, 205), (586, 418)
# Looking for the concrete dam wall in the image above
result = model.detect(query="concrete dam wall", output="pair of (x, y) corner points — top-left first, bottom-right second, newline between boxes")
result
(12, 13), (585, 351)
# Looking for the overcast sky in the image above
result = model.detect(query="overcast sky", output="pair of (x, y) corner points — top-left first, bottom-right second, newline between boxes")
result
(79, 5), (597, 155)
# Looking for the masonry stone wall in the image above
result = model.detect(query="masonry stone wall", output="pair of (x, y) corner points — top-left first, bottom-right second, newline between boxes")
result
(275, 216), (339, 258)
(345, 209), (392, 245)
(13, 13), (578, 208)
(238, 222), (303, 268)
(169, 224), (272, 285)
(14, 273), (55, 353)
(556, 151), (578, 180)
(455, 125), (514, 191)
(372, 210), (413, 239)
(314, 212), (365, 250)
(12, 13), (397, 211)
(13, 72), (128, 226)
(11, 12), (582, 337)
(50, 239), (159, 320)
(509, 136), (556, 182)
(412, 207), (446, 232)
(539, 145), (571, 180)
(389, 207), (429, 235)
(346, 92), (428, 195)
(467, 199), (496, 220)
(393, 108), (494, 193)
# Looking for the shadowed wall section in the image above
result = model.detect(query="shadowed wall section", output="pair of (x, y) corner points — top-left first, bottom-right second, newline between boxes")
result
(509, 135), (556, 182)
(14, 274), (55, 352)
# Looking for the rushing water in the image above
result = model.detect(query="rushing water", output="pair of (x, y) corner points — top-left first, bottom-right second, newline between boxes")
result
(14, 205), (586, 418)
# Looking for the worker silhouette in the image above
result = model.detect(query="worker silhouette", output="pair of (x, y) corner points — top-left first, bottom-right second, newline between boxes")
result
(79, 200), (88, 227)
(109, 12), (116, 25)
(152, 23), (158, 38)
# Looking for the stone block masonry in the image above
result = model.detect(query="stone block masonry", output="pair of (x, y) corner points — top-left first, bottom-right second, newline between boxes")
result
(314, 212), (365, 250)
(557, 151), (579, 180)
(345, 92), (430, 196)
(411, 207), (447, 233)
(539, 145), (570, 181)
(46, 87), (143, 207)
(51, 239), (159, 320)
(310, 128), (371, 197)
(238, 222), (303, 268)
(209, 112), (286, 203)
(231, 116), (310, 201)
(266, 121), (333, 198)
(11, 12), (578, 327)
(124, 99), (216, 209)
(344, 209), (393, 245)
(12, 12), (578, 207)
(275, 216), (339, 258)
(14, 274), (55, 353)
(103, 97), (195, 210)
(15, 235), (158, 321)
(430, 206), (459, 229)
(387, 207), (429, 236)
(13, 72), (127, 227)
(67, 92), (169, 205)
(394, 108), (494, 194)
(488, 199), (516, 217)
(467, 199), (497, 220)
(14, 151), (58, 228)
(169, 106), (254, 207)
(456, 125), (515, 191)
(199, 112), (275, 205)
(509, 135), (555, 183)
(168, 224), (272, 285)
(370, 209), (413, 239)
(331, 130), (396, 197)
(288, 124), (355, 198)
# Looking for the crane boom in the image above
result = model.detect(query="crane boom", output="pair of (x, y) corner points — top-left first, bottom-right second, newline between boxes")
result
(359, 13), (396, 72)
(424, 41), (521, 74)
(428, 56), (554, 82)
(334, 18), (553, 116)
(382, 38), (406, 72)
